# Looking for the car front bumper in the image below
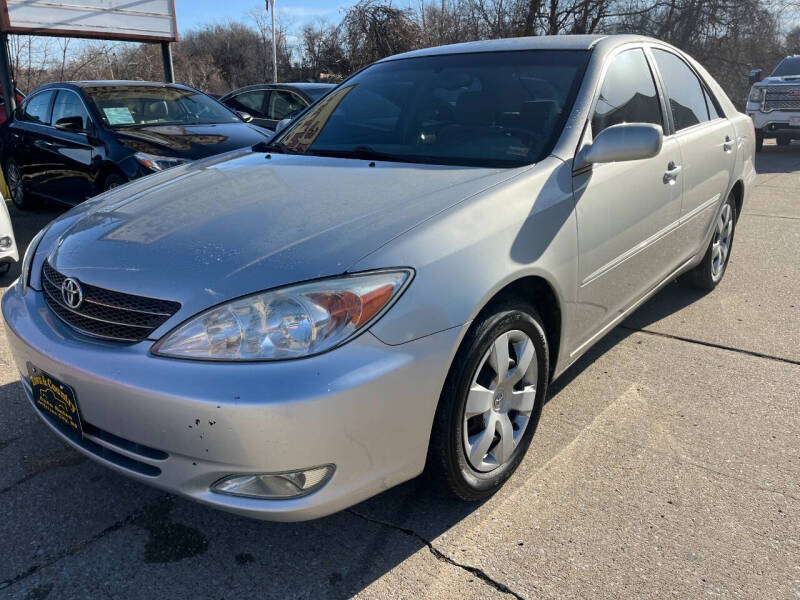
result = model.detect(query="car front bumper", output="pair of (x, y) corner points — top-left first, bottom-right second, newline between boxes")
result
(748, 107), (800, 137)
(2, 285), (464, 521)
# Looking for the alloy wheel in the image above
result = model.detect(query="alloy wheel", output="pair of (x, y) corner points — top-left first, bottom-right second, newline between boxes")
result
(463, 329), (538, 472)
(7, 162), (23, 207)
(711, 203), (733, 281)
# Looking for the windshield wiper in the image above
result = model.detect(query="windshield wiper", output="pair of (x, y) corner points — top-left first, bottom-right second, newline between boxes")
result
(252, 140), (302, 154)
(308, 146), (407, 163)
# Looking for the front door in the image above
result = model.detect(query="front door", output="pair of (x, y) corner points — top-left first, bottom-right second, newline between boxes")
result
(572, 47), (683, 351)
(40, 89), (96, 204)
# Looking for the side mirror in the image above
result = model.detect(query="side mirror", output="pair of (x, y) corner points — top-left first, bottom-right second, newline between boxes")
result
(578, 123), (663, 166)
(236, 111), (253, 123)
(55, 115), (84, 132)
(275, 118), (292, 133)
(748, 69), (763, 85)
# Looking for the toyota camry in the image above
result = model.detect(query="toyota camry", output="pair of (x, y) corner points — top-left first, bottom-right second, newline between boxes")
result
(2, 35), (756, 521)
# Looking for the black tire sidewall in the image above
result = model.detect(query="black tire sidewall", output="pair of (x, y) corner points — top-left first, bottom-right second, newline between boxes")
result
(436, 302), (549, 500)
(5, 159), (25, 209)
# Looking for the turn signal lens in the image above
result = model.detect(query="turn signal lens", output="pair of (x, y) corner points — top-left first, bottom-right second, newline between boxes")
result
(211, 465), (335, 499)
(153, 269), (412, 360)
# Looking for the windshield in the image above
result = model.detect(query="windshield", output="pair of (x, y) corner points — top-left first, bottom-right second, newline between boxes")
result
(772, 57), (800, 77)
(275, 50), (589, 168)
(85, 86), (241, 128)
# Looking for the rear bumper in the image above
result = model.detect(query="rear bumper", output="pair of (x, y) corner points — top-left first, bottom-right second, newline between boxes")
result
(2, 284), (464, 521)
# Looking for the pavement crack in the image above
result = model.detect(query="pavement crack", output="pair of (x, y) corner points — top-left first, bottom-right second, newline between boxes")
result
(0, 494), (171, 591)
(619, 326), (800, 366)
(347, 508), (526, 599)
(741, 212), (800, 221)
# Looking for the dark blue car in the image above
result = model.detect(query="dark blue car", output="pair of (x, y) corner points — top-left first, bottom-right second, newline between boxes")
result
(1, 81), (272, 209)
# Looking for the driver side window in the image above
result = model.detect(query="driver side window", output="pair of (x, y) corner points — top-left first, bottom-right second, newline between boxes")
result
(592, 49), (663, 137)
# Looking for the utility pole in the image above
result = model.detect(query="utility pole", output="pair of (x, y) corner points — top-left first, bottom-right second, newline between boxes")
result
(0, 34), (17, 114)
(267, 0), (277, 83)
(161, 41), (175, 83)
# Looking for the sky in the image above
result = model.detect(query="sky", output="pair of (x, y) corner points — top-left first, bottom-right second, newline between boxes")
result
(173, 0), (348, 33)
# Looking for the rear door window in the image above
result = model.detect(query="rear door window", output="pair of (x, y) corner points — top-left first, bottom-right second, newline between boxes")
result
(592, 48), (663, 137)
(652, 49), (710, 131)
(22, 91), (55, 125)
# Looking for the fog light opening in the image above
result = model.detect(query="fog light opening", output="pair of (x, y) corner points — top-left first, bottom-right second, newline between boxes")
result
(0, 236), (12, 250)
(211, 465), (335, 499)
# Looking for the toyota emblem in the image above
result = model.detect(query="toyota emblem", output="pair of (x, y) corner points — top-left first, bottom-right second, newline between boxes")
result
(61, 278), (83, 309)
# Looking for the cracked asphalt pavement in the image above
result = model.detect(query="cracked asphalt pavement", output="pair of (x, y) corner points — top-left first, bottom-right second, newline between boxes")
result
(1, 144), (798, 599)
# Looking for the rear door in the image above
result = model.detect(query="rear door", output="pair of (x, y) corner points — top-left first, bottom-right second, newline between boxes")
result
(573, 47), (683, 347)
(650, 47), (736, 258)
(40, 89), (97, 204)
(11, 90), (56, 196)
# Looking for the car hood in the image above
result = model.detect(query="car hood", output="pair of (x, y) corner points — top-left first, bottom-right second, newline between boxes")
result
(759, 75), (800, 85)
(114, 122), (272, 159)
(45, 151), (517, 329)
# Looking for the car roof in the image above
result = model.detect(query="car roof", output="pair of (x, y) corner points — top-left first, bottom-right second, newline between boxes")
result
(220, 82), (334, 97)
(379, 34), (656, 61)
(33, 81), (196, 94)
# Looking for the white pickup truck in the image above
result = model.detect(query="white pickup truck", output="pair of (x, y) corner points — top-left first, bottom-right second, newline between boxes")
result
(747, 55), (800, 151)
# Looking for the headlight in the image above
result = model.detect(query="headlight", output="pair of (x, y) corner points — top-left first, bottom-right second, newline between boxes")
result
(20, 226), (49, 294)
(749, 86), (765, 103)
(152, 269), (412, 360)
(134, 152), (191, 172)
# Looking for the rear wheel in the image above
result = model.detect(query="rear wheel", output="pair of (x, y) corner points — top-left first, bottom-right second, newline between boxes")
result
(755, 131), (764, 152)
(777, 135), (791, 147)
(427, 299), (549, 501)
(5, 158), (38, 210)
(680, 193), (737, 290)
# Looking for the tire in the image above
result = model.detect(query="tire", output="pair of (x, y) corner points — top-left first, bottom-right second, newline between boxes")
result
(103, 173), (127, 191)
(680, 193), (737, 291)
(4, 158), (39, 210)
(777, 136), (791, 147)
(755, 131), (764, 152)
(427, 299), (549, 501)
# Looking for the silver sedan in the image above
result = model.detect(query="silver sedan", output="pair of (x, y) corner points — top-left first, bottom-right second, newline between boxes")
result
(2, 34), (756, 521)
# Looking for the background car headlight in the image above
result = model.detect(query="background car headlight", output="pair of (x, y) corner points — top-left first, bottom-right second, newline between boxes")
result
(749, 86), (765, 103)
(134, 152), (191, 172)
(20, 226), (49, 294)
(152, 269), (412, 360)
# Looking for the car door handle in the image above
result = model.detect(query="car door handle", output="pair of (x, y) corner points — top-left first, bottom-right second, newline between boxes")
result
(663, 162), (681, 184)
(723, 136), (734, 152)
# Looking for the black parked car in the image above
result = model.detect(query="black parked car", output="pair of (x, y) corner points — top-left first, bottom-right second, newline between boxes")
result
(1, 81), (273, 209)
(220, 83), (335, 130)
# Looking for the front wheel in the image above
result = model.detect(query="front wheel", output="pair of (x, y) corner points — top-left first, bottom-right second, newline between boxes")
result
(777, 135), (791, 147)
(103, 173), (127, 191)
(680, 194), (737, 291)
(427, 299), (549, 501)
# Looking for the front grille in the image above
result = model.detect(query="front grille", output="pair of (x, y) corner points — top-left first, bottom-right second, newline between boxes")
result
(763, 87), (800, 111)
(41, 261), (180, 342)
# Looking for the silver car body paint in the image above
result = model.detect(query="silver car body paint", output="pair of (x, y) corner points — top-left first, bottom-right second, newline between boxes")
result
(2, 35), (756, 520)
